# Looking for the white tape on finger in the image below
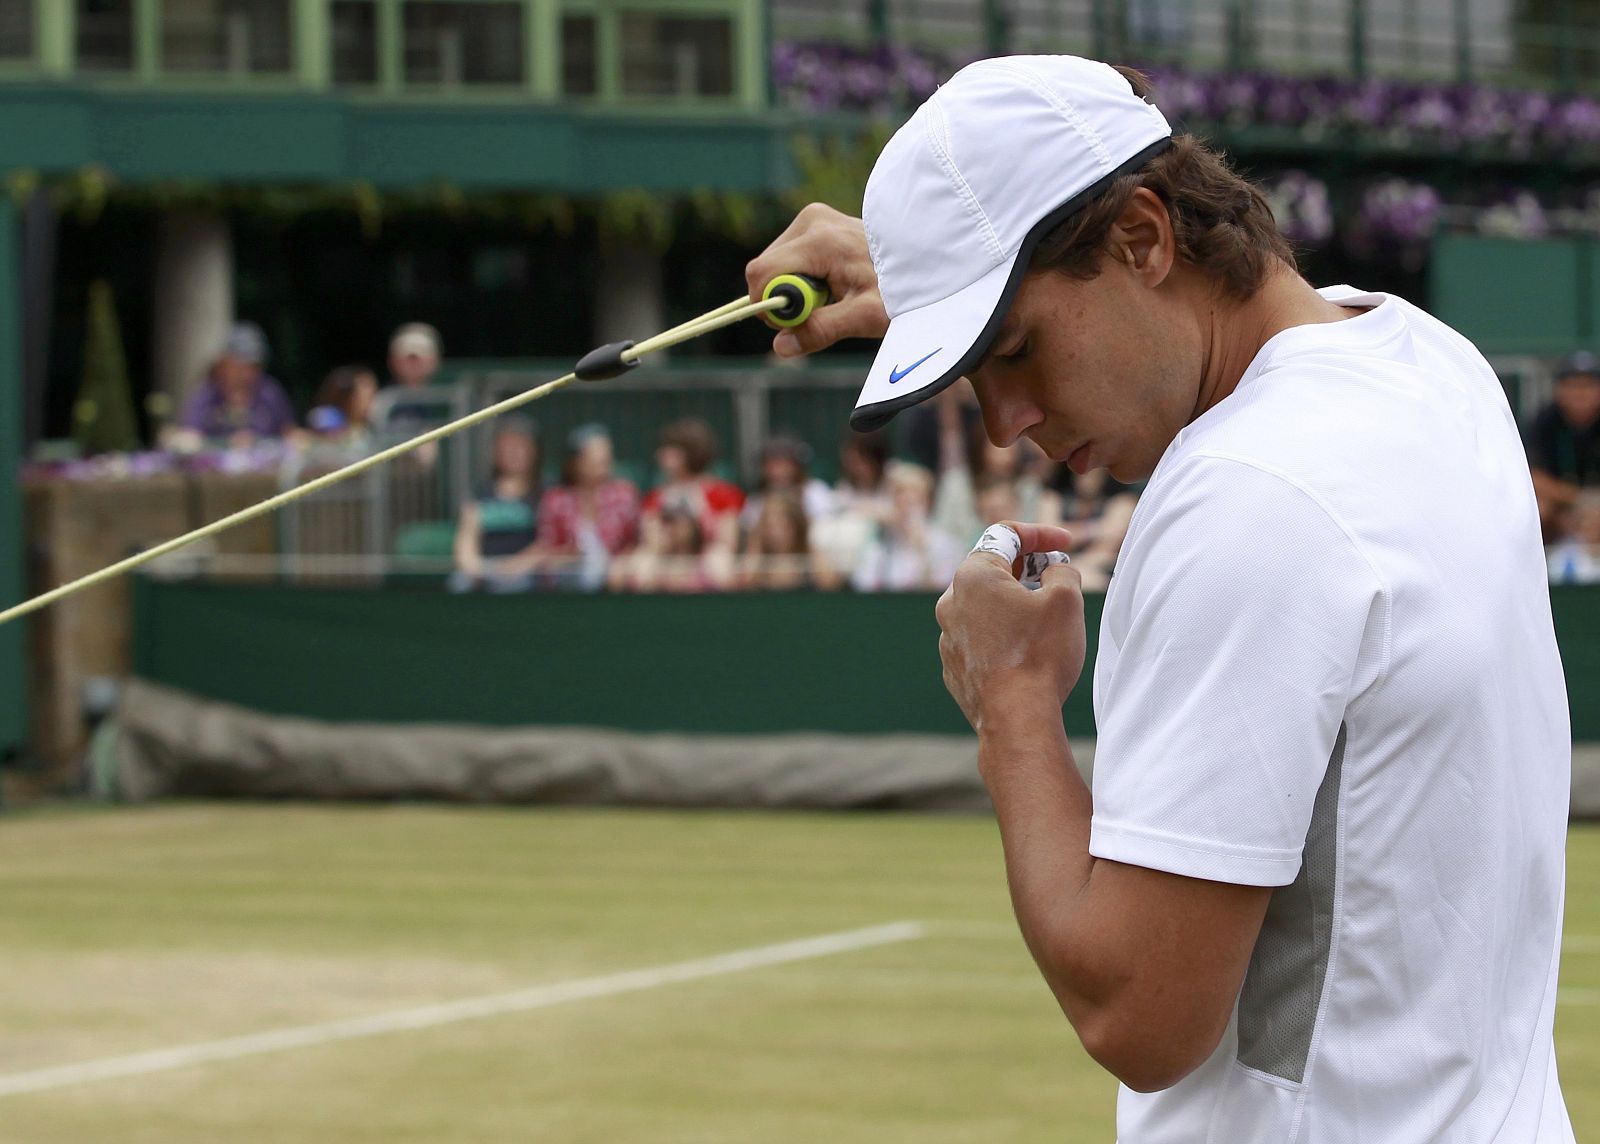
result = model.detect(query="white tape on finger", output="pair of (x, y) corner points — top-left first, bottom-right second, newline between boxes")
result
(1022, 550), (1072, 584)
(971, 523), (1022, 565)
(971, 524), (1069, 590)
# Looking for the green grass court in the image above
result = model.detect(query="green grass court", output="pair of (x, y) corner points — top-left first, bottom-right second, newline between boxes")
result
(0, 805), (1595, 1142)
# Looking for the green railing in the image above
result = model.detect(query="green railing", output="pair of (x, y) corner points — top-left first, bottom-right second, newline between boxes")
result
(775, 0), (1600, 92)
(0, 0), (767, 109)
(6, 1), (1600, 105)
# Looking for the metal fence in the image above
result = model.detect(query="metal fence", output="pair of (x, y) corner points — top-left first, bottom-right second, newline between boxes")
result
(154, 353), (1560, 580)
(772, 0), (1600, 90)
(255, 365), (865, 575)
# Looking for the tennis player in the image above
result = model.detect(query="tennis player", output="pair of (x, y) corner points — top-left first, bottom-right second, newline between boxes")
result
(747, 56), (1574, 1141)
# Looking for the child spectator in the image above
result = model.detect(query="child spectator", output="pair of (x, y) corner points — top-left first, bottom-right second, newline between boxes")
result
(851, 461), (965, 592)
(1548, 490), (1600, 584)
(449, 418), (542, 593)
(306, 365), (378, 441)
(609, 493), (733, 593)
(1527, 352), (1600, 542)
(642, 418), (744, 550)
(811, 429), (893, 581)
(740, 436), (834, 531)
(537, 423), (640, 591)
(176, 321), (298, 445)
(740, 491), (827, 591)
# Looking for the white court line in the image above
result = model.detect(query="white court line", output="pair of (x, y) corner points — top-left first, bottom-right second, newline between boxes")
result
(0, 921), (925, 1099)
(1563, 935), (1600, 954)
(1559, 988), (1600, 1006)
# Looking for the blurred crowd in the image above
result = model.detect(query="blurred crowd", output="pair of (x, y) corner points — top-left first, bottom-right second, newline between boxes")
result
(1533, 353), (1600, 584)
(446, 380), (1140, 596)
(30, 317), (1600, 591)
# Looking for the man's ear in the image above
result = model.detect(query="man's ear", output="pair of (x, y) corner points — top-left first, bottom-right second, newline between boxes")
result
(1107, 187), (1175, 287)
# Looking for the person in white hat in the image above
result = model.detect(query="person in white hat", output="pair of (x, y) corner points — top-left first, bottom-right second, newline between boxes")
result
(388, 322), (443, 390)
(746, 56), (1574, 1141)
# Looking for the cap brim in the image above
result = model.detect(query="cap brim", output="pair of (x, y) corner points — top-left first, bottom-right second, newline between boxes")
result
(849, 135), (1173, 433)
(850, 256), (1013, 433)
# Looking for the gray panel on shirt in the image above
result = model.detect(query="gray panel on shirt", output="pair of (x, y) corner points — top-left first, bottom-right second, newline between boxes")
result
(1237, 723), (1346, 1084)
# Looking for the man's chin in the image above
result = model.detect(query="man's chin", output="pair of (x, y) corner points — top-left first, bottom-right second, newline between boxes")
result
(1106, 455), (1154, 483)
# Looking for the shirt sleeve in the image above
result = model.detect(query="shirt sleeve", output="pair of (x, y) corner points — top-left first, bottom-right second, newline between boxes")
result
(1089, 454), (1387, 887)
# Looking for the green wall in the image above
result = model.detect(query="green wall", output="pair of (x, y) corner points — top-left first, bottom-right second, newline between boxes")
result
(0, 86), (798, 193)
(1431, 235), (1598, 355)
(131, 580), (1100, 736)
(131, 579), (1600, 740)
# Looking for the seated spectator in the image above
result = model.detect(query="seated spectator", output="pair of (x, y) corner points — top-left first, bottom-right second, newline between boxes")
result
(388, 323), (443, 390)
(1548, 490), (1600, 584)
(448, 418), (542, 594)
(306, 365), (378, 442)
(851, 462), (965, 592)
(537, 424), (641, 591)
(380, 323), (446, 468)
(834, 429), (892, 513)
(740, 436), (834, 532)
(609, 493), (733, 594)
(642, 418), (745, 550)
(931, 381), (1058, 545)
(175, 321), (298, 446)
(1052, 466), (1140, 592)
(740, 491), (830, 590)
(812, 429), (892, 581)
(1527, 352), (1600, 542)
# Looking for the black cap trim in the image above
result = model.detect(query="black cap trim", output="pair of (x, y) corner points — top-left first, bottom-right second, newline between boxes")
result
(849, 135), (1175, 432)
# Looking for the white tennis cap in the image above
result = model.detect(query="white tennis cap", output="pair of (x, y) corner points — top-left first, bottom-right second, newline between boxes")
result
(850, 56), (1172, 431)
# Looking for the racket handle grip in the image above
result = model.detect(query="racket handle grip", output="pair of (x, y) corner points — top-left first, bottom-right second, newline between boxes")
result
(761, 274), (832, 328)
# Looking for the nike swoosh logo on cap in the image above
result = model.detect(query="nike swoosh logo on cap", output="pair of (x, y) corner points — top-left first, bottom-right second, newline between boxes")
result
(889, 348), (942, 384)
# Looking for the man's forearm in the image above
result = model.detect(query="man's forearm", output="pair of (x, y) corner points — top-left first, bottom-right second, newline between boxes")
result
(976, 692), (1097, 1000)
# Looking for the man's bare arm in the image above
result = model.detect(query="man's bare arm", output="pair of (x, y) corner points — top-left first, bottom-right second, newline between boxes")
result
(974, 688), (1270, 1091)
(937, 530), (1271, 1091)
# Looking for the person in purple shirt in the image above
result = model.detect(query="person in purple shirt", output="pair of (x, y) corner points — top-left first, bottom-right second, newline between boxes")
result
(180, 321), (298, 444)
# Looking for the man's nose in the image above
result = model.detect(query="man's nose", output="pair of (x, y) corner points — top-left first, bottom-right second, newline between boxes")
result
(980, 390), (1043, 448)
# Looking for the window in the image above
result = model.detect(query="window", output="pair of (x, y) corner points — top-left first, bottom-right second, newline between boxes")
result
(79, 0), (134, 71)
(403, 1), (523, 86)
(619, 13), (732, 97)
(331, 0), (377, 85)
(561, 12), (596, 96)
(161, 0), (292, 74)
(0, 0), (32, 61)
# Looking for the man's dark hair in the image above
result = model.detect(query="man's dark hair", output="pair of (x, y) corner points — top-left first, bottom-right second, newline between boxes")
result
(1029, 66), (1297, 297)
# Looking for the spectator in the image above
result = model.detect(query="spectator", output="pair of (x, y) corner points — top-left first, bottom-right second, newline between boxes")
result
(1527, 351), (1600, 541)
(812, 429), (893, 580)
(388, 323), (443, 389)
(932, 382), (1058, 545)
(1548, 490), (1600, 584)
(609, 493), (733, 594)
(740, 436), (834, 531)
(537, 423), (641, 591)
(1052, 466), (1140, 592)
(176, 321), (298, 445)
(834, 429), (892, 513)
(851, 461), (965, 592)
(448, 418), (542, 593)
(306, 364), (378, 441)
(642, 418), (745, 550)
(740, 491), (828, 590)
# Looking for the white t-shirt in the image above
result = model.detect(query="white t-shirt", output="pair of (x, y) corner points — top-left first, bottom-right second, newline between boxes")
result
(1090, 286), (1574, 1143)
